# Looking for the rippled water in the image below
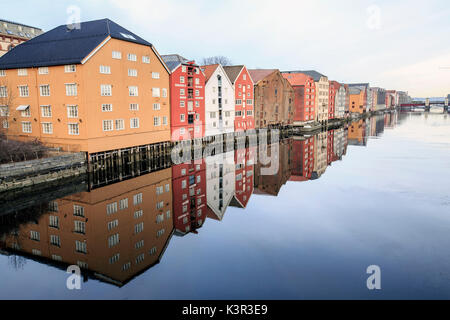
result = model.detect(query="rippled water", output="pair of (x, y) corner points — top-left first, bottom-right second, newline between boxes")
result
(1, 111), (450, 299)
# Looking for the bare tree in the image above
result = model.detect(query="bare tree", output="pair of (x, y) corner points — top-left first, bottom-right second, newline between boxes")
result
(201, 56), (233, 66)
(0, 78), (17, 140)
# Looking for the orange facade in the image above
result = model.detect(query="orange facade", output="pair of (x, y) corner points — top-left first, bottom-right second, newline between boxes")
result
(0, 38), (171, 153)
(349, 90), (366, 114)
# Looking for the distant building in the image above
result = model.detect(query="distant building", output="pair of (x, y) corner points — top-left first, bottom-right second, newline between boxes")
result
(0, 19), (171, 154)
(371, 87), (386, 111)
(201, 64), (235, 137)
(348, 87), (366, 114)
(0, 19), (43, 57)
(230, 145), (256, 209)
(162, 54), (205, 141)
(295, 70), (329, 124)
(348, 83), (370, 113)
(249, 69), (294, 128)
(282, 72), (316, 125)
(289, 136), (315, 182)
(343, 84), (350, 117)
(223, 65), (255, 131)
(330, 81), (345, 119)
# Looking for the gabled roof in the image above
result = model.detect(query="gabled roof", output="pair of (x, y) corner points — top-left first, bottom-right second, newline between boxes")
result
(161, 54), (190, 72)
(223, 65), (246, 84)
(0, 19), (152, 70)
(348, 83), (370, 88)
(248, 69), (277, 83)
(283, 70), (327, 82)
(200, 64), (220, 82)
(281, 72), (314, 86)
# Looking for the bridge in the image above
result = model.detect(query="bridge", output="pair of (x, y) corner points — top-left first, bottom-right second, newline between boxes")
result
(400, 98), (449, 112)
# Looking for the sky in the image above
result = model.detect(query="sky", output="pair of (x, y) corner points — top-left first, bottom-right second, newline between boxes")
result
(1, 0), (449, 97)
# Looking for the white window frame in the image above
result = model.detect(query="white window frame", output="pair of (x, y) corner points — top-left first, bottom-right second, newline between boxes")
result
(67, 105), (78, 118)
(40, 84), (50, 97)
(130, 118), (139, 129)
(103, 120), (114, 131)
(68, 123), (79, 135)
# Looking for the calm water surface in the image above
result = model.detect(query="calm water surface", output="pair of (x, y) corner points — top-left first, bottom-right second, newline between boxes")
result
(1, 111), (450, 299)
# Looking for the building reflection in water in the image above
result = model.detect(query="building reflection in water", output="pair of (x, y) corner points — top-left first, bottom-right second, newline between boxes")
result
(0, 115), (397, 287)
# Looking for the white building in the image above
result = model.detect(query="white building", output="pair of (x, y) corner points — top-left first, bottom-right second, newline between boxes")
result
(201, 64), (235, 137)
(205, 151), (236, 221)
(335, 85), (346, 119)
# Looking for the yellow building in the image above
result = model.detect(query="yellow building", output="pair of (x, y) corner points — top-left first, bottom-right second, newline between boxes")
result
(0, 19), (171, 154)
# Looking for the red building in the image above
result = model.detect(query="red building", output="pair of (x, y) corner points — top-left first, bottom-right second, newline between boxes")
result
(327, 130), (334, 165)
(162, 54), (205, 141)
(172, 160), (207, 236)
(282, 72), (316, 124)
(329, 81), (339, 120)
(289, 136), (315, 182)
(230, 145), (256, 209)
(223, 65), (255, 131)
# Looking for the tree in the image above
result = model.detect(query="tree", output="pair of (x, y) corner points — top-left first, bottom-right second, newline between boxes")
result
(0, 78), (17, 140)
(201, 56), (233, 66)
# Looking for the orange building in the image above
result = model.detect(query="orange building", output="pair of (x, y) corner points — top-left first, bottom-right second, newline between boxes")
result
(348, 87), (366, 114)
(0, 168), (174, 287)
(0, 19), (171, 154)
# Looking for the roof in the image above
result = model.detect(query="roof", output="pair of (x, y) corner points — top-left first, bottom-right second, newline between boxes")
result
(0, 19), (43, 40)
(349, 87), (362, 94)
(248, 69), (277, 83)
(348, 83), (370, 88)
(161, 54), (191, 71)
(200, 64), (220, 82)
(283, 70), (327, 82)
(0, 19), (42, 31)
(0, 19), (153, 70)
(281, 72), (314, 86)
(223, 65), (244, 83)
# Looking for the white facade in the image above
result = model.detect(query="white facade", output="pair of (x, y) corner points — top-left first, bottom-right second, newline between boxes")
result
(335, 86), (346, 119)
(206, 151), (236, 220)
(204, 65), (235, 137)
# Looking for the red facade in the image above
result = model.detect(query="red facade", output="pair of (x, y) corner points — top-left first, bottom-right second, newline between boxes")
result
(169, 62), (205, 141)
(282, 73), (316, 123)
(233, 145), (256, 208)
(172, 160), (207, 235)
(289, 137), (315, 181)
(327, 130), (335, 165)
(329, 81), (340, 120)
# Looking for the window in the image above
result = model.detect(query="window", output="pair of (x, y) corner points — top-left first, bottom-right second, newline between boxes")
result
(22, 121), (32, 133)
(103, 120), (113, 131)
(195, 90), (199, 96)
(130, 103), (139, 111)
(127, 53), (137, 61)
(40, 85), (50, 96)
(30, 230), (40, 241)
(74, 221), (85, 234)
(235, 111), (242, 117)
(128, 69), (137, 77)
(120, 33), (136, 40)
(134, 193), (143, 205)
(135, 240), (144, 249)
(38, 67), (48, 75)
(195, 78), (199, 85)
(109, 253), (120, 265)
(166, 210), (171, 219)
(180, 76), (185, 83)
(247, 110), (253, 116)
(108, 219), (119, 231)
(65, 83), (77, 96)
(41, 105), (52, 117)
(131, 118), (140, 129)
(152, 72), (160, 79)
(119, 198), (128, 210)
(76, 241), (87, 253)
(108, 234), (120, 248)
(77, 261), (88, 269)
(74, 205), (85, 217)
(2, 120), (8, 129)
(180, 89), (185, 96)
(180, 114), (185, 122)
(142, 56), (150, 64)
(32, 249), (42, 256)
(68, 123), (79, 135)
(180, 100), (185, 107)
(50, 235), (61, 247)
(67, 105), (78, 118)
(135, 253), (145, 264)
(153, 117), (160, 126)
(246, 99), (253, 105)
(52, 255), (62, 261)
(157, 229), (165, 238)
(165, 184), (170, 192)
(42, 122), (53, 134)
(156, 214), (164, 224)
(162, 88), (167, 97)
(149, 247), (157, 255)
(135, 222), (144, 234)
(182, 66), (187, 73)
(49, 216), (59, 228)
(0, 86), (7, 97)
(102, 104), (112, 112)
(100, 65), (111, 74)
(152, 88), (160, 97)
(0, 70), (5, 76)
(129, 86), (138, 96)
(181, 180), (187, 189)
(112, 51), (122, 59)
(18, 68), (27, 76)
(243, 74), (247, 80)
(163, 116), (168, 125)
(134, 210), (143, 219)
(101, 84), (112, 96)
(19, 85), (29, 97)
(156, 186), (164, 195)
(115, 119), (125, 131)
(65, 65), (76, 73)
(107, 202), (118, 215)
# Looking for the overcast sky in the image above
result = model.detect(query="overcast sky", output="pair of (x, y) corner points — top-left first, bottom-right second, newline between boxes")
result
(1, 0), (449, 97)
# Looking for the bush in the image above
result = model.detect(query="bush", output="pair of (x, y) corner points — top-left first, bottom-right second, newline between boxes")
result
(0, 134), (49, 164)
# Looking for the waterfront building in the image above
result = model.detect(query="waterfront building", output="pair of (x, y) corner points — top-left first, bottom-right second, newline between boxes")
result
(330, 81), (346, 119)
(333, 127), (347, 160)
(371, 87), (387, 111)
(230, 146), (256, 209)
(348, 119), (368, 146)
(386, 90), (397, 109)
(172, 161), (207, 236)
(290, 136), (315, 182)
(281, 72), (316, 125)
(223, 65), (255, 131)
(249, 69), (294, 128)
(349, 87), (366, 114)
(327, 129), (334, 165)
(312, 131), (328, 179)
(295, 71), (329, 124)
(0, 19), (171, 153)
(344, 84), (350, 117)
(201, 64), (235, 137)
(0, 19), (43, 57)
(161, 54), (205, 141)
(348, 83), (370, 113)
(0, 169), (174, 287)
(328, 82), (336, 120)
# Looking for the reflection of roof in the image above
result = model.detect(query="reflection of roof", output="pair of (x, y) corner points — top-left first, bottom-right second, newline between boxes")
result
(248, 69), (277, 83)
(0, 19), (153, 70)
(200, 64), (219, 82)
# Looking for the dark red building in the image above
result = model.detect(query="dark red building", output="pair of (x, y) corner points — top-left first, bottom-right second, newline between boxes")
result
(327, 130), (334, 165)
(289, 136), (315, 182)
(161, 54), (205, 141)
(329, 81), (339, 120)
(282, 72), (316, 124)
(224, 65), (255, 131)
